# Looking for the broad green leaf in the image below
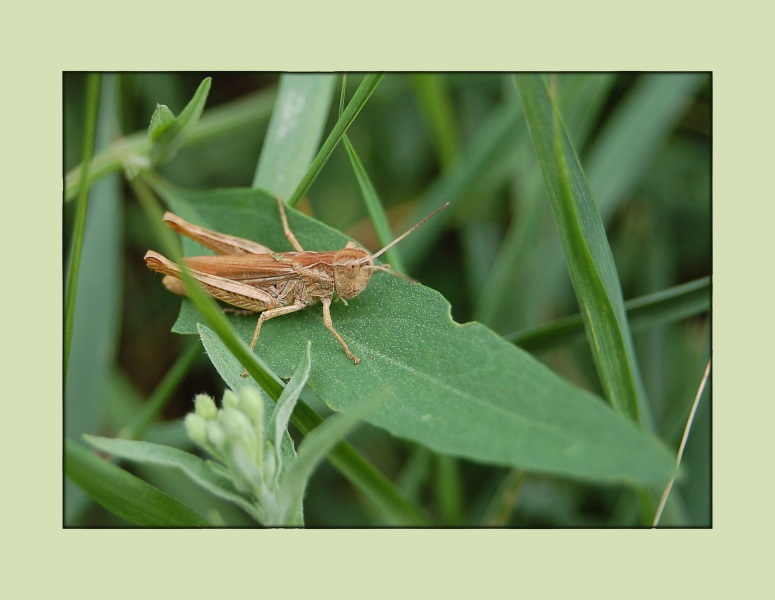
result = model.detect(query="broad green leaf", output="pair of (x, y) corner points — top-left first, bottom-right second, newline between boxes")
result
(474, 74), (615, 331)
(84, 435), (262, 521)
(516, 74), (646, 424)
(160, 186), (675, 486)
(253, 74), (336, 198)
(142, 173), (429, 525)
(148, 77), (211, 165)
(66, 440), (209, 527)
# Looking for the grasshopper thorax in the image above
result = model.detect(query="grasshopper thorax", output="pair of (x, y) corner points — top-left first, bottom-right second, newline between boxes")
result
(333, 241), (373, 299)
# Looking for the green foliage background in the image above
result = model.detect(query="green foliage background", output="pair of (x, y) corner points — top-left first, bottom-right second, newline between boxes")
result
(64, 73), (710, 527)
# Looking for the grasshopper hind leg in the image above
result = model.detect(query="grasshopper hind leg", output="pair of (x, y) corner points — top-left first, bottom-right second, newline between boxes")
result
(276, 197), (305, 252)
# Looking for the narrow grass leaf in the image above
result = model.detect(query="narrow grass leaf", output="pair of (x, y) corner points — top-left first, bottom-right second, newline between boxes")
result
(65, 73), (101, 378)
(136, 171), (286, 400)
(66, 440), (209, 527)
(400, 100), (523, 270)
(508, 276), (711, 352)
(516, 74), (646, 424)
(342, 135), (406, 272)
(253, 74), (336, 198)
(474, 75), (615, 329)
(411, 74), (461, 169)
(286, 74), (384, 208)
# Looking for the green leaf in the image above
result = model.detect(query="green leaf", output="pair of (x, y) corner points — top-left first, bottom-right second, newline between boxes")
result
(268, 341), (311, 481)
(148, 104), (176, 141)
(342, 135), (406, 273)
(286, 73), (384, 208)
(196, 324), (298, 469)
(399, 100), (523, 270)
(278, 397), (378, 524)
(148, 77), (212, 165)
(586, 74), (706, 219)
(84, 435), (262, 521)
(516, 74), (646, 424)
(162, 186), (675, 486)
(66, 440), (209, 527)
(65, 84), (277, 202)
(508, 276), (711, 353)
(253, 74), (336, 198)
(65, 73), (101, 378)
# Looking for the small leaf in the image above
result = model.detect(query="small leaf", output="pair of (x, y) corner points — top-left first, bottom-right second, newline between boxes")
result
(66, 440), (209, 527)
(84, 435), (262, 521)
(268, 341), (312, 483)
(148, 77), (212, 165)
(197, 324), (297, 469)
(148, 104), (176, 141)
(278, 397), (378, 524)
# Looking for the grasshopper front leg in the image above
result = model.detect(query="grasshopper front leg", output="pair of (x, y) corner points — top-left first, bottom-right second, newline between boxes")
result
(241, 300), (309, 377)
(321, 297), (360, 364)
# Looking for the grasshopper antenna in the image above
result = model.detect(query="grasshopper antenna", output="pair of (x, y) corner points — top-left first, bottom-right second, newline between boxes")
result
(366, 202), (450, 263)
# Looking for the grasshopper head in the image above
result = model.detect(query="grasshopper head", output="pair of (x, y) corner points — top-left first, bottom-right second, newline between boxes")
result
(333, 242), (373, 299)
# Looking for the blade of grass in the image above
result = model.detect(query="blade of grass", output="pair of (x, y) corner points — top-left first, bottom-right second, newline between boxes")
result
(253, 74), (336, 198)
(286, 73), (384, 208)
(339, 75), (407, 272)
(64, 73), (101, 378)
(652, 357), (711, 527)
(508, 276), (710, 353)
(411, 74), (461, 170)
(516, 74), (646, 425)
(342, 136), (407, 273)
(400, 99), (523, 270)
(586, 73), (706, 220)
(132, 171), (287, 398)
(66, 439), (209, 527)
(474, 75), (616, 330)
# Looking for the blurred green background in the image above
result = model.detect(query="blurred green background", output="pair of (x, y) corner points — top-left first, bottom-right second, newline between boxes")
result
(64, 73), (710, 527)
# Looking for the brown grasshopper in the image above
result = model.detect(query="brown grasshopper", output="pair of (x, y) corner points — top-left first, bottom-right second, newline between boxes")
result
(144, 198), (447, 375)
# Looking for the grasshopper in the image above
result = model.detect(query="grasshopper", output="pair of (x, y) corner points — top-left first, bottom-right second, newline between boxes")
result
(144, 198), (447, 375)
